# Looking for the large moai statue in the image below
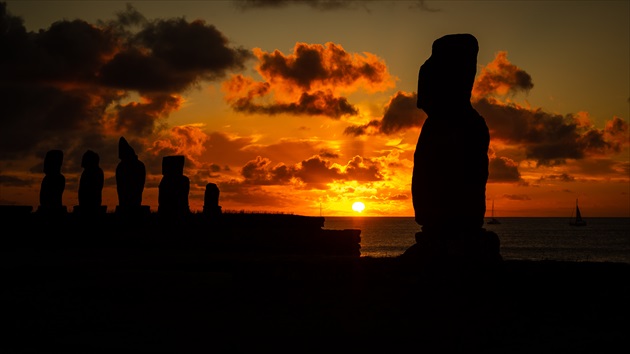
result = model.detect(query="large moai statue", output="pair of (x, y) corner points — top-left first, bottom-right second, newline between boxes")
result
(37, 149), (67, 216)
(203, 182), (222, 220)
(115, 137), (150, 218)
(158, 155), (190, 220)
(402, 33), (501, 270)
(73, 149), (106, 216)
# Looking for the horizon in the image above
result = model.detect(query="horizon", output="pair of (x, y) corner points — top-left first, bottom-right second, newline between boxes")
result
(1, 1), (628, 218)
(4, 204), (627, 219)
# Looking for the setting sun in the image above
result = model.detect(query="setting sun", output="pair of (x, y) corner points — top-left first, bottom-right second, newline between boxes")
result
(352, 202), (365, 213)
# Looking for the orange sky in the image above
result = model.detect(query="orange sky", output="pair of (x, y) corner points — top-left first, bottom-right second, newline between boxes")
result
(0, 1), (628, 217)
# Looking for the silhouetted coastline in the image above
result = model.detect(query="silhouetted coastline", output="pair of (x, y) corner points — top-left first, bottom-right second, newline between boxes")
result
(2, 141), (362, 257)
(0, 206), (361, 257)
(2, 245), (629, 352)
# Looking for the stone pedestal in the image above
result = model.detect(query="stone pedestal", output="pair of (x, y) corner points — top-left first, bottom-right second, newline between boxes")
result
(400, 229), (502, 275)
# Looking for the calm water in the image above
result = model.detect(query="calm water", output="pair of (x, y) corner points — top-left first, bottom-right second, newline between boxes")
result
(323, 217), (630, 263)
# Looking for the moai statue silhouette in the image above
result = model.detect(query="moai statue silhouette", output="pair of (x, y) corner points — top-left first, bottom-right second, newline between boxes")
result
(115, 137), (149, 218)
(158, 155), (190, 220)
(74, 149), (106, 215)
(203, 182), (222, 220)
(38, 149), (67, 216)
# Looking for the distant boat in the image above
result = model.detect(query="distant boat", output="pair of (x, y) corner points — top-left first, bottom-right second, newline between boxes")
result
(487, 200), (501, 225)
(569, 199), (587, 226)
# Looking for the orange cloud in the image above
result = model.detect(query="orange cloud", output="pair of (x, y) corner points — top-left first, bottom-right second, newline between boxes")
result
(222, 42), (396, 118)
(106, 94), (183, 136)
(148, 124), (209, 169)
(254, 42), (395, 94)
(344, 91), (424, 136)
(476, 98), (629, 165)
(236, 153), (385, 187)
(472, 51), (533, 99)
(222, 74), (270, 103)
(604, 116), (630, 148)
(227, 89), (359, 118)
(489, 156), (521, 182)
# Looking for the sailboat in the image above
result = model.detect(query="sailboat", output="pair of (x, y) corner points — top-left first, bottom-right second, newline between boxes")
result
(487, 200), (501, 224)
(569, 198), (587, 226)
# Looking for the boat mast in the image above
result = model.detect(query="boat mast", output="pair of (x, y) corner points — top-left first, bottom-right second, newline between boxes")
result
(575, 199), (581, 221)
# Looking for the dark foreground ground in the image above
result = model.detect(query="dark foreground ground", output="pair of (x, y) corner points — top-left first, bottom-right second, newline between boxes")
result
(3, 249), (629, 353)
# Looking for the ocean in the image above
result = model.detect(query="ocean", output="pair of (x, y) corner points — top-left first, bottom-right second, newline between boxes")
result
(323, 217), (630, 263)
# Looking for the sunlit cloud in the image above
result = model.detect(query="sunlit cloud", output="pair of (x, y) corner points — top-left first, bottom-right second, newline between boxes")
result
(472, 51), (533, 98)
(222, 42), (396, 118)
(235, 153), (385, 187)
(147, 124), (210, 171)
(476, 98), (628, 166)
(344, 91), (424, 136)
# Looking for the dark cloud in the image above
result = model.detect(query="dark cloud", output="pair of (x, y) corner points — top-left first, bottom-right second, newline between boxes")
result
(343, 119), (381, 136)
(604, 116), (629, 147)
(231, 90), (358, 118)
(475, 98), (628, 166)
(344, 91), (424, 136)
(385, 193), (409, 201)
(343, 155), (383, 181)
(239, 156), (303, 186)
(0, 2), (250, 165)
(215, 179), (297, 210)
(241, 156), (276, 184)
(0, 173), (34, 187)
(293, 156), (342, 184)
(100, 16), (252, 93)
(319, 150), (339, 159)
(379, 92), (424, 134)
(488, 156), (521, 182)
(110, 94), (182, 136)
(1, 17), (119, 84)
(472, 51), (533, 98)
(255, 42), (392, 90)
(188, 170), (217, 189)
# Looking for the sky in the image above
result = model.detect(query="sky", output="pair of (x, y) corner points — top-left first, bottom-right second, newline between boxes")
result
(0, 0), (628, 217)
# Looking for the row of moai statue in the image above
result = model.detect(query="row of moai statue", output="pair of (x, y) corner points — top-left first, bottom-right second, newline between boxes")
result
(37, 137), (222, 219)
